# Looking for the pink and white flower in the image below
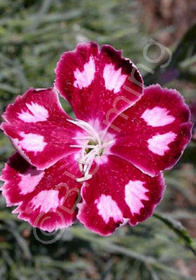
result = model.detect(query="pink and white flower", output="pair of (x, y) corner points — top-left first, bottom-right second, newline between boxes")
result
(0, 42), (192, 236)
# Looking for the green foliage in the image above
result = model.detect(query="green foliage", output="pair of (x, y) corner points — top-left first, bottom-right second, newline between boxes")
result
(0, 0), (195, 279)
(144, 23), (196, 85)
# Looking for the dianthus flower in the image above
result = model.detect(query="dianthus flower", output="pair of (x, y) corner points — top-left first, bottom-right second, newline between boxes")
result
(0, 43), (192, 235)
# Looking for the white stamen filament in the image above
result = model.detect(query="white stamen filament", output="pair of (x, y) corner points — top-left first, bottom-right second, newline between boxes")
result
(68, 119), (114, 182)
(68, 119), (101, 145)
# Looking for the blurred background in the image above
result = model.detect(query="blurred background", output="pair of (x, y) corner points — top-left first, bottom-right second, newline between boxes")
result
(0, 0), (195, 279)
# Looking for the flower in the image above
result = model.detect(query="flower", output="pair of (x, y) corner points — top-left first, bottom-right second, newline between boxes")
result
(0, 42), (192, 236)
(190, 101), (196, 141)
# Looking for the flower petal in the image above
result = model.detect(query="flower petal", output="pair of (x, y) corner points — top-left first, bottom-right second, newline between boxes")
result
(54, 42), (143, 128)
(1, 153), (82, 232)
(109, 85), (192, 176)
(77, 155), (165, 236)
(1, 88), (81, 169)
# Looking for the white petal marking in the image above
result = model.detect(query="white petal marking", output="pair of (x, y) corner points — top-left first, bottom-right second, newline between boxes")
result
(148, 132), (176, 155)
(125, 180), (148, 214)
(31, 190), (60, 212)
(19, 170), (44, 195)
(18, 103), (48, 123)
(19, 132), (46, 152)
(103, 64), (127, 93)
(73, 56), (95, 89)
(96, 194), (123, 224)
(141, 107), (175, 127)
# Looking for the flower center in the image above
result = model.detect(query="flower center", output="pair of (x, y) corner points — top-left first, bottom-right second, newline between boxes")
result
(68, 119), (115, 182)
(85, 139), (102, 154)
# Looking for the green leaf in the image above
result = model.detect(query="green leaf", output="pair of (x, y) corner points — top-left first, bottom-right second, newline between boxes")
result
(144, 23), (196, 85)
(153, 212), (196, 256)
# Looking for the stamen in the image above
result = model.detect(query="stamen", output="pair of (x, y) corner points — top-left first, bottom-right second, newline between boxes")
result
(102, 140), (115, 147)
(76, 173), (92, 182)
(72, 136), (90, 140)
(67, 119), (101, 145)
(69, 119), (114, 182)
(70, 144), (97, 148)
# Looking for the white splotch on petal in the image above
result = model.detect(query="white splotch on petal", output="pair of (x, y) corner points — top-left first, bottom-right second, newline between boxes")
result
(18, 103), (48, 123)
(125, 180), (148, 214)
(95, 194), (123, 224)
(148, 132), (176, 156)
(31, 190), (60, 212)
(141, 107), (175, 127)
(19, 170), (44, 195)
(73, 56), (95, 89)
(103, 64), (127, 93)
(19, 132), (46, 152)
